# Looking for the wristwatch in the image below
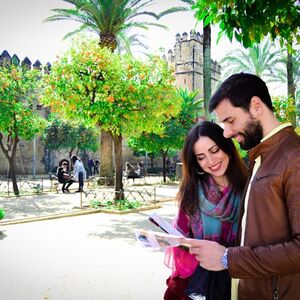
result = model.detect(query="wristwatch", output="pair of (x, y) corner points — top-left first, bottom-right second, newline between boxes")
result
(220, 248), (229, 269)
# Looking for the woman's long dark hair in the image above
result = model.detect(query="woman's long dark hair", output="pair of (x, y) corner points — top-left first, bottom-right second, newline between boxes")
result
(71, 155), (80, 165)
(178, 121), (248, 215)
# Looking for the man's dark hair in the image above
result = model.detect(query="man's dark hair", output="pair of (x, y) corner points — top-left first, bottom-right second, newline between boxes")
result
(209, 73), (273, 113)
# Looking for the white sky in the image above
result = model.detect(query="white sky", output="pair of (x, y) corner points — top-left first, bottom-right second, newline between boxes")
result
(0, 0), (284, 95)
(0, 0), (239, 63)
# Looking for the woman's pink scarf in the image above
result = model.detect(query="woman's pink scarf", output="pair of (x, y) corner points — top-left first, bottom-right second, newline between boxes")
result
(164, 210), (198, 278)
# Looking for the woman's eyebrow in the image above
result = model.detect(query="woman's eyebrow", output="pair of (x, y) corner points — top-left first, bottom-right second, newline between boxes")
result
(195, 145), (217, 156)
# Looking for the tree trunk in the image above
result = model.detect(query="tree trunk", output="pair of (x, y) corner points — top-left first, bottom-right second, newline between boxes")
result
(100, 130), (114, 179)
(113, 134), (124, 202)
(287, 47), (296, 127)
(8, 157), (19, 196)
(0, 133), (20, 195)
(203, 22), (212, 120)
(162, 153), (167, 183)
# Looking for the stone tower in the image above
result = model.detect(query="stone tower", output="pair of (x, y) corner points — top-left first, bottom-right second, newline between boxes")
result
(167, 30), (221, 99)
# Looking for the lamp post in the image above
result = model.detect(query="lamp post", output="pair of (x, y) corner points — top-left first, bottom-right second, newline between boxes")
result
(32, 100), (36, 180)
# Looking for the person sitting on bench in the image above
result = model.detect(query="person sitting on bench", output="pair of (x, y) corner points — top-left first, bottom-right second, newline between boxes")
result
(125, 162), (139, 180)
(56, 161), (74, 193)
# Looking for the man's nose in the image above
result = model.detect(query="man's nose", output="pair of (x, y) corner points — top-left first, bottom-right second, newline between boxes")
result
(223, 126), (233, 138)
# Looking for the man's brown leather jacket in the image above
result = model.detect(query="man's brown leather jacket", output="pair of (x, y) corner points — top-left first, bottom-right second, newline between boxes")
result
(228, 126), (300, 300)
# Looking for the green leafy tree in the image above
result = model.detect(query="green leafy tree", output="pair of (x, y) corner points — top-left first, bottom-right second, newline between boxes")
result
(40, 39), (180, 200)
(128, 88), (202, 182)
(42, 116), (99, 158)
(193, 0), (300, 124)
(193, 1), (300, 48)
(45, 0), (191, 177)
(273, 96), (299, 125)
(0, 63), (46, 195)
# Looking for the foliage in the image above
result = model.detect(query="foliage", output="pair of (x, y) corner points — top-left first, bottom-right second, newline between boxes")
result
(90, 199), (140, 210)
(42, 116), (99, 153)
(273, 95), (299, 124)
(45, 0), (191, 53)
(0, 64), (46, 140)
(0, 208), (5, 220)
(0, 63), (46, 195)
(272, 49), (300, 97)
(128, 88), (202, 160)
(33, 183), (43, 195)
(233, 140), (248, 162)
(193, 0), (300, 48)
(40, 38), (180, 197)
(220, 38), (284, 82)
(41, 38), (180, 138)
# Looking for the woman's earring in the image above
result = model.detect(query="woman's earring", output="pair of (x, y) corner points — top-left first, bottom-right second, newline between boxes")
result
(196, 168), (205, 175)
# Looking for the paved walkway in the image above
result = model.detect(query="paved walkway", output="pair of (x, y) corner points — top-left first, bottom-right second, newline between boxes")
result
(0, 182), (179, 300)
(0, 180), (179, 224)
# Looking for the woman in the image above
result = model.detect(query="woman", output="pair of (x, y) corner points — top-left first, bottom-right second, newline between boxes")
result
(56, 161), (74, 193)
(71, 155), (87, 192)
(164, 121), (248, 300)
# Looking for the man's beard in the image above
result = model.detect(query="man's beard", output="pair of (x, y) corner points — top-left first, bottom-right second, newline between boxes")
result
(238, 117), (263, 150)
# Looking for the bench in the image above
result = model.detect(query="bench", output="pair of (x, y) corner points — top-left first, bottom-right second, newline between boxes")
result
(123, 171), (145, 184)
(49, 173), (60, 193)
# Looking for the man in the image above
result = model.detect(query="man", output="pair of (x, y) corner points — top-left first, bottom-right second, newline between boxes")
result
(186, 73), (300, 299)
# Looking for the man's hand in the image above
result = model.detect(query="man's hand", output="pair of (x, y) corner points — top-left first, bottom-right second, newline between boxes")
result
(183, 239), (227, 271)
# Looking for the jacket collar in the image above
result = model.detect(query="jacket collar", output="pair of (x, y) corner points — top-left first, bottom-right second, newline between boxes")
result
(248, 125), (294, 162)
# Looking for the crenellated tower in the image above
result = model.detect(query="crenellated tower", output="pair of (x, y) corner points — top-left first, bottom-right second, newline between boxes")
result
(167, 30), (221, 99)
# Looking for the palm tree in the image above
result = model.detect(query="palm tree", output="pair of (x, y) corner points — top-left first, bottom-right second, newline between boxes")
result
(45, 0), (192, 52)
(220, 39), (300, 125)
(45, 0), (192, 179)
(274, 48), (300, 126)
(203, 22), (211, 119)
(219, 38), (284, 83)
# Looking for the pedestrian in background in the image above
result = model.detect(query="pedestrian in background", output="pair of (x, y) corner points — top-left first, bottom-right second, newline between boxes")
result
(71, 155), (86, 192)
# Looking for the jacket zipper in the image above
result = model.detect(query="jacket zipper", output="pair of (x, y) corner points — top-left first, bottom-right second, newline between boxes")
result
(272, 275), (279, 300)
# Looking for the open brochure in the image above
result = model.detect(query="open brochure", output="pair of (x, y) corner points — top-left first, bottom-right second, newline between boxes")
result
(135, 213), (191, 249)
(135, 228), (191, 249)
(148, 212), (184, 236)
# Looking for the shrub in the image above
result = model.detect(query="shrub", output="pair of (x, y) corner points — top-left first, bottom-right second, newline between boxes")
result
(0, 208), (5, 220)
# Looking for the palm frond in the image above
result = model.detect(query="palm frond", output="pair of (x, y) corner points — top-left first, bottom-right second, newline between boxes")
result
(46, 0), (193, 54)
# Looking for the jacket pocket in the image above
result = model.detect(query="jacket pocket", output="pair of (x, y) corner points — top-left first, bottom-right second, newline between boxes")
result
(255, 173), (279, 182)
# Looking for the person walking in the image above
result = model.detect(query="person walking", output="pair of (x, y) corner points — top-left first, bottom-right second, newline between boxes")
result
(87, 158), (95, 176)
(186, 73), (300, 300)
(164, 121), (248, 300)
(71, 155), (86, 192)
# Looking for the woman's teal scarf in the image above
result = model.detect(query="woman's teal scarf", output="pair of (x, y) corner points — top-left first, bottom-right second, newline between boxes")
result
(190, 175), (240, 244)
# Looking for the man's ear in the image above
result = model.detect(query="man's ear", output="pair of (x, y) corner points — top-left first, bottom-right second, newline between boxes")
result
(249, 96), (263, 117)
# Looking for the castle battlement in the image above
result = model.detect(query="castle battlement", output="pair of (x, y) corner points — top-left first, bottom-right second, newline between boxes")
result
(0, 50), (51, 72)
(167, 31), (222, 99)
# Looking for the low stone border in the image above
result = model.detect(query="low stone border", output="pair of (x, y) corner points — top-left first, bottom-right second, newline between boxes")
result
(0, 203), (162, 226)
